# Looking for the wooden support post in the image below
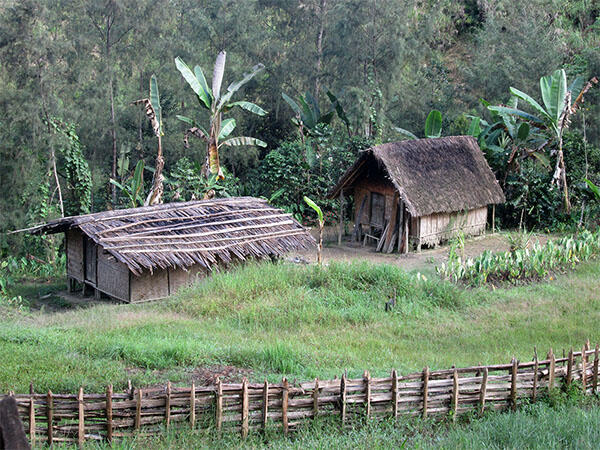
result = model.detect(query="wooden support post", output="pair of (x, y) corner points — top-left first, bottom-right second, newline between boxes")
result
(106, 384), (113, 443)
(582, 345), (588, 393)
(364, 371), (371, 418)
(190, 382), (196, 429)
(532, 356), (539, 403)
(511, 359), (518, 411)
(282, 378), (289, 435)
(594, 344), (599, 395)
(567, 348), (574, 387)
(491, 204), (496, 234)
(549, 349), (556, 390)
(391, 369), (398, 419)
(452, 368), (459, 422)
(94, 288), (101, 300)
(29, 383), (35, 446)
(262, 380), (269, 430)
(78, 387), (85, 446)
(340, 374), (347, 426)
(312, 379), (319, 419)
(46, 390), (53, 447)
(135, 389), (142, 431)
(479, 368), (488, 415)
(165, 381), (171, 428)
(338, 190), (344, 246)
(241, 378), (249, 439)
(215, 378), (223, 433)
(422, 367), (429, 418)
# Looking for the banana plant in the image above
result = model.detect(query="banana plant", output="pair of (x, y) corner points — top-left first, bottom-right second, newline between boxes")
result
(110, 160), (145, 208)
(282, 90), (349, 139)
(488, 69), (598, 212)
(394, 109), (443, 140)
(175, 51), (267, 180)
(133, 74), (164, 205)
(304, 196), (324, 265)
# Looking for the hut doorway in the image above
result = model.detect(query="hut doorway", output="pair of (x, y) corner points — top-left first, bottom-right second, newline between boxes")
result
(84, 237), (97, 285)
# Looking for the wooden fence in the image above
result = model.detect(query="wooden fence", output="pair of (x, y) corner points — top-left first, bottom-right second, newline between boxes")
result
(4, 342), (600, 446)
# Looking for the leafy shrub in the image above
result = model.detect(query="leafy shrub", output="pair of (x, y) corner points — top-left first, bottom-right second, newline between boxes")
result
(437, 229), (600, 285)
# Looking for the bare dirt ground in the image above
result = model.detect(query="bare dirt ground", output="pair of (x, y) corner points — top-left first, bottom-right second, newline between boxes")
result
(290, 232), (550, 272)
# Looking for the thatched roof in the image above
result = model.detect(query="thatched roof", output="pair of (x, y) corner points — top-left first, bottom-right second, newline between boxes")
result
(329, 136), (505, 217)
(18, 197), (314, 275)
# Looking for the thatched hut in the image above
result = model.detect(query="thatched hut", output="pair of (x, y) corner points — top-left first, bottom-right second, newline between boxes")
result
(329, 136), (505, 252)
(19, 197), (314, 302)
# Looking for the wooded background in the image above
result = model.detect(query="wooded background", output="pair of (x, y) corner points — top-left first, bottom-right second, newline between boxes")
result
(1, 0), (599, 256)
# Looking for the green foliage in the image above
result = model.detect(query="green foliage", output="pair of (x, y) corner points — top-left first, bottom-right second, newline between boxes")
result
(303, 196), (324, 227)
(110, 160), (145, 208)
(165, 157), (240, 201)
(437, 229), (600, 286)
(424, 110), (443, 138)
(281, 91), (348, 137)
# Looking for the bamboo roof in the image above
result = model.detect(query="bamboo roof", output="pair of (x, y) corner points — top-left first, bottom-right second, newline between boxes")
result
(19, 197), (315, 275)
(329, 136), (505, 216)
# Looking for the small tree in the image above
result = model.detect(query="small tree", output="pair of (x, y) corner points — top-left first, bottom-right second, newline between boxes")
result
(304, 196), (324, 265)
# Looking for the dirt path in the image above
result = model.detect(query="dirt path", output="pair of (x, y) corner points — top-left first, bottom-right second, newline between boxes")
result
(289, 233), (549, 272)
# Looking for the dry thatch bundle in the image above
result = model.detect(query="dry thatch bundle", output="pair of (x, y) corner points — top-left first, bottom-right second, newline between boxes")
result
(20, 197), (314, 275)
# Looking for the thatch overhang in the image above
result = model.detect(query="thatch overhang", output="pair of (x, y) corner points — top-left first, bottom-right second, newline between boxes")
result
(329, 136), (505, 217)
(17, 197), (315, 275)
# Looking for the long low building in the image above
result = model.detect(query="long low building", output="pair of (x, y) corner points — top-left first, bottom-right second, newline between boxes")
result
(19, 197), (314, 302)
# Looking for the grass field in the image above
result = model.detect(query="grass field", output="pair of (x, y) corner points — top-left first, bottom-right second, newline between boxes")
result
(2, 257), (600, 447)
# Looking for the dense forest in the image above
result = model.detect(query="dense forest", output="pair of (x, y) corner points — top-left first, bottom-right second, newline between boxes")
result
(1, 0), (599, 258)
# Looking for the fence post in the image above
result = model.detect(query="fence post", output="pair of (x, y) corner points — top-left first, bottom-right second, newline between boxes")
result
(46, 390), (53, 447)
(364, 371), (371, 418)
(312, 378), (319, 419)
(391, 369), (398, 419)
(215, 378), (223, 433)
(594, 344), (599, 394)
(549, 349), (556, 390)
(29, 383), (35, 446)
(190, 382), (196, 429)
(582, 344), (588, 393)
(566, 349), (574, 388)
(452, 368), (459, 422)
(165, 381), (171, 428)
(510, 358), (518, 411)
(135, 388), (142, 431)
(78, 386), (85, 446)
(106, 384), (113, 443)
(422, 367), (429, 419)
(532, 355), (539, 403)
(282, 378), (289, 435)
(340, 373), (347, 426)
(262, 380), (269, 430)
(241, 378), (249, 439)
(479, 368), (488, 415)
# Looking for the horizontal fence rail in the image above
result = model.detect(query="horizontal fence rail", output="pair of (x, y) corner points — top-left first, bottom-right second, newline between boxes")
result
(4, 342), (599, 445)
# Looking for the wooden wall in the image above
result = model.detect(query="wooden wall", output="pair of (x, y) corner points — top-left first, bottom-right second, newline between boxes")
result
(97, 250), (130, 302)
(129, 265), (207, 303)
(65, 230), (84, 282)
(418, 206), (487, 247)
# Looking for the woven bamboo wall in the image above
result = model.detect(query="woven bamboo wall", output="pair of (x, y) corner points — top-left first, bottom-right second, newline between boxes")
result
(6, 343), (598, 446)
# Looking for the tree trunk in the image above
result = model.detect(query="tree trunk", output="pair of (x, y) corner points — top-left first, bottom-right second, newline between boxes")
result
(314, 0), (327, 100)
(106, 16), (118, 206)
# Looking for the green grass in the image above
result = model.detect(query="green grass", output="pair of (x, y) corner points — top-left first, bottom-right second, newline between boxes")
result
(1, 259), (600, 394)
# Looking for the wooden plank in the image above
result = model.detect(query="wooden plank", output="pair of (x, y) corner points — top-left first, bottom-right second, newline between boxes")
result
(479, 368), (488, 415)
(510, 359), (518, 411)
(47, 390), (53, 446)
(190, 382), (196, 429)
(549, 350), (556, 389)
(532, 356), (538, 403)
(29, 384), (35, 446)
(340, 374), (347, 425)
(165, 381), (171, 427)
(241, 378), (249, 438)
(78, 387), (85, 446)
(383, 195), (399, 252)
(215, 379), (223, 433)
(262, 380), (269, 430)
(594, 345), (599, 394)
(364, 371), (371, 418)
(452, 369), (459, 422)
(582, 345), (587, 392)
(282, 379), (289, 435)
(135, 389), (142, 431)
(566, 349), (574, 387)
(422, 367), (429, 418)
(376, 221), (389, 252)
(353, 196), (368, 241)
(312, 379), (319, 419)
(391, 369), (398, 419)
(106, 385), (113, 443)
